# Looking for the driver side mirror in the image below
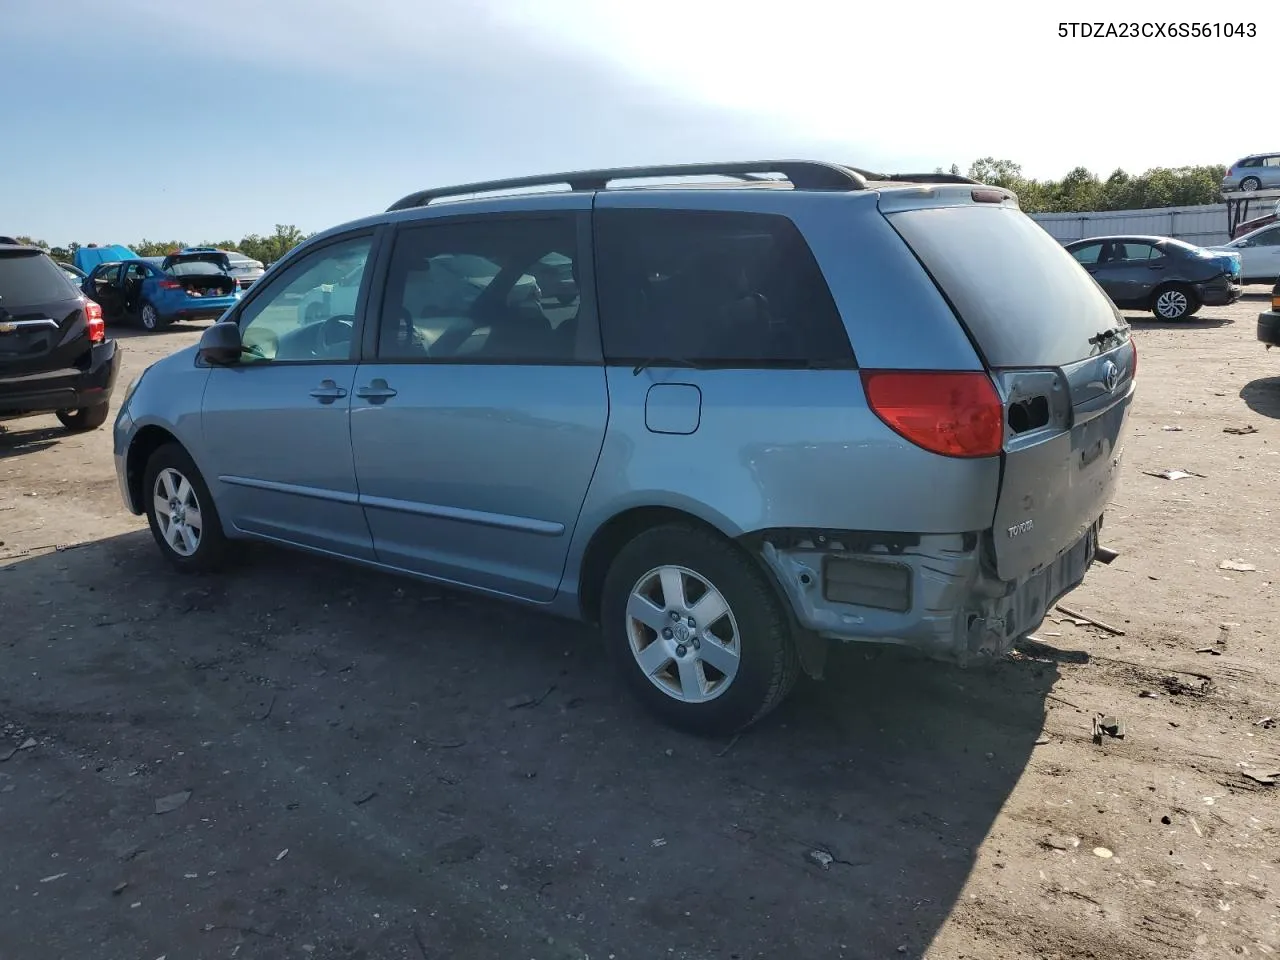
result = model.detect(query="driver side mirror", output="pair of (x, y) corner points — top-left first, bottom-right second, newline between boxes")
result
(198, 321), (243, 365)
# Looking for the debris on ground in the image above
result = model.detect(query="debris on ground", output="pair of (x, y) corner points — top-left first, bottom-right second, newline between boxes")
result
(1056, 604), (1126, 636)
(1223, 424), (1258, 435)
(112, 882), (128, 896)
(1039, 834), (1079, 852)
(1092, 714), (1126, 743)
(19, 738), (36, 751)
(1257, 717), (1276, 729)
(1144, 469), (1204, 481)
(1034, 735), (1051, 746)
(275, 848), (289, 861)
(806, 849), (834, 870)
(1195, 647), (1223, 656)
(1093, 847), (1114, 859)
(504, 685), (556, 710)
(154, 790), (192, 815)
(651, 838), (667, 848)
(1162, 674), (1214, 697)
(1162, 425), (1184, 432)
(1219, 559), (1257, 572)
(1139, 690), (1159, 698)
(1242, 770), (1279, 786)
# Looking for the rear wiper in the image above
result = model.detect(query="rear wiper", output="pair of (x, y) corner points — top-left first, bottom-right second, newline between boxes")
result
(632, 358), (707, 376)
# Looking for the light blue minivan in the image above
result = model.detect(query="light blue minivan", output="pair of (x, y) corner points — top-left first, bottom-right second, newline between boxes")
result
(113, 161), (1136, 734)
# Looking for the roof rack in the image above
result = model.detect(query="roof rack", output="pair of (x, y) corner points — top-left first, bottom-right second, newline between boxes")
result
(847, 168), (983, 186)
(386, 160), (869, 212)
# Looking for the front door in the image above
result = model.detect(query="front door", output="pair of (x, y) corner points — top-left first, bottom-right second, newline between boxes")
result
(1239, 225), (1280, 281)
(349, 208), (608, 602)
(88, 264), (125, 321)
(200, 231), (380, 559)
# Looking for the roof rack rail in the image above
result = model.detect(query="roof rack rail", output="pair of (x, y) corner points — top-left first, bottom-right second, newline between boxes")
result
(386, 160), (869, 212)
(846, 168), (983, 186)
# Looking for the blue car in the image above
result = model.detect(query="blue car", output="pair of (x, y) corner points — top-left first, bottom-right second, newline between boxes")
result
(83, 258), (240, 331)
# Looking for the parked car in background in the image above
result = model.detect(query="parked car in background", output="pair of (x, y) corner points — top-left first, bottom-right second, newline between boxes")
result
(113, 159), (1135, 734)
(1064, 235), (1242, 320)
(73, 243), (139, 275)
(0, 242), (119, 432)
(1223, 153), (1280, 193)
(1207, 222), (1280, 284)
(1258, 279), (1280, 351)
(1230, 198), (1280, 239)
(83, 258), (240, 332)
(163, 247), (265, 291)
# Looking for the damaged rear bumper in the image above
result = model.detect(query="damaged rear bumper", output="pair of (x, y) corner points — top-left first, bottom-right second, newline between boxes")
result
(757, 523), (1102, 664)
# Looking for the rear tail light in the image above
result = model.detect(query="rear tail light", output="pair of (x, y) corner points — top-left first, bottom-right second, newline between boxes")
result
(84, 300), (105, 343)
(1272, 290), (1280, 311)
(158, 279), (182, 290)
(861, 370), (1004, 458)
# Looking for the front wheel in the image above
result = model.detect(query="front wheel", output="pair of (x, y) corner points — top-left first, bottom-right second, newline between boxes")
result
(1152, 285), (1198, 320)
(600, 523), (800, 736)
(56, 404), (110, 432)
(143, 442), (230, 573)
(1241, 176), (1262, 192)
(139, 301), (168, 332)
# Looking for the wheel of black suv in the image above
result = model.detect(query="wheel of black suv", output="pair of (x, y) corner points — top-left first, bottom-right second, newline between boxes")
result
(1152, 285), (1198, 320)
(56, 404), (110, 432)
(600, 523), (800, 736)
(143, 442), (230, 573)
(139, 301), (168, 332)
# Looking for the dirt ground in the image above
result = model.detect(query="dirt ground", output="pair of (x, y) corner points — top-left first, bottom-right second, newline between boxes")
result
(2, 293), (1279, 960)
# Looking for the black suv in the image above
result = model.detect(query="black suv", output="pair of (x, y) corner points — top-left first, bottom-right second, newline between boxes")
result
(0, 243), (121, 432)
(1260, 279), (1280, 350)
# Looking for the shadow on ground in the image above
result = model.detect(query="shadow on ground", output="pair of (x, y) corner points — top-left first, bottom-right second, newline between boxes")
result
(1241, 376), (1280, 419)
(1125, 315), (1233, 331)
(0, 422), (66, 458)
(0, 532), (1059, 960)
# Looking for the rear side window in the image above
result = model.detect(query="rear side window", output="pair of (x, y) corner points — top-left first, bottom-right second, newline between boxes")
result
(594, 209), (853, 365)
(0, 252), (78, 304)
(887, 206), (1123, 368)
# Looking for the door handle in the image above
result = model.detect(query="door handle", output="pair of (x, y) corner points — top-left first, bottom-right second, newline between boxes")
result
(1147, 264), (1165, 270)
(309, 379), (349, 404)
(356, 378), (398, 404)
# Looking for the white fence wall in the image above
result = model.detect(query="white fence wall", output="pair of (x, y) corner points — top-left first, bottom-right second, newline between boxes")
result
(1029, 203), (1229, 247)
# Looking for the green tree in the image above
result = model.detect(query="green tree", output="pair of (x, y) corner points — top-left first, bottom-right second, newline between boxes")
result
(961, 159), (1228, 213)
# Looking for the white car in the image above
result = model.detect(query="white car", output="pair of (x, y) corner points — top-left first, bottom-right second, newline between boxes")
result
(1207, 222), (1280, 284)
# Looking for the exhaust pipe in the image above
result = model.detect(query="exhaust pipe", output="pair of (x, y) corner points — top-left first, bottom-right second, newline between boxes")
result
(1094, 546), (1120, 565)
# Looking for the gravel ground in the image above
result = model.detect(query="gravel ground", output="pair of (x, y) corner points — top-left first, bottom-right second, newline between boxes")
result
(2, 292), (1279, 960)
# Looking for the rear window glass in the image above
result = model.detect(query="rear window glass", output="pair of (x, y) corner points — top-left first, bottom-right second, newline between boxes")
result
(594, 208), (853, 364)
(167, 261), (225, 276)
(887, 206), (1123, 368)
(0, 252), (79, 304)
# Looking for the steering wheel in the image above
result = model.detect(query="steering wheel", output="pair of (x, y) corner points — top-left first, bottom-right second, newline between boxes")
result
(317, 314), (355, 357)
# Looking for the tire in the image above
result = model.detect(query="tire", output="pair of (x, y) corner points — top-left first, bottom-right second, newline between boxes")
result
(142, 442), (230, 573)
(139, 301), (168, 332)
(1241, 177), (1261, 192)
(1151, 285), (1198, 320)
(56, 403), (110, 432)
(599, 522), (800, 736)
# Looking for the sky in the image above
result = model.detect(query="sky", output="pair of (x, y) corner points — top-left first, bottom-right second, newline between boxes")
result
(1, 0), (1273, 246)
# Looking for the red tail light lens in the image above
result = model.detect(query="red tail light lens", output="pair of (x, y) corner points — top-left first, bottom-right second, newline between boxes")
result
(861, 370), (1004, 458)
(84, 300), (105, 343)
(158, 279), (182, 290)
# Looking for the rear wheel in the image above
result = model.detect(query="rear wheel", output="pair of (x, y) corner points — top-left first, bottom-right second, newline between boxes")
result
(143, 442), (230, 573)
(600, 523), (800, 736)
(1152, 285), (1197, 320)
(1241, 176), (1262, 192)
(56, 404), (110, 432)
(139, 301), (168, 332)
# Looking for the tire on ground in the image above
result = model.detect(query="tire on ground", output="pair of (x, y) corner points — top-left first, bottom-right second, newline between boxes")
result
(56, 404), (110, 431)
(599, 522), (800, 736)
(142, 441), (231, 573)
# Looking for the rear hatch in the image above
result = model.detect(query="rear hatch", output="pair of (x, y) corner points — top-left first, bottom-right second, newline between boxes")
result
(883, 192), (1136, 582)
(0, 249), (94, 375)
(163, 261), (238, 298)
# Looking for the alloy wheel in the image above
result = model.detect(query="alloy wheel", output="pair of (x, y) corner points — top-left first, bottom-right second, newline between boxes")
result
(1155, 289), (1189, 319)
(625, 565), (741, 703)
(153, 467), (203, 557)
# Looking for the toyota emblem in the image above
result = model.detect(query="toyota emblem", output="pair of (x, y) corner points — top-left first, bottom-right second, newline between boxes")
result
(1102, 360), (1120, 392)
